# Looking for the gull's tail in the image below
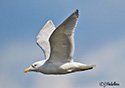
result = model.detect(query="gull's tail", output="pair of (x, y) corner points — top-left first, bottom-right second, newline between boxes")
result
(79, 64), (96, 71)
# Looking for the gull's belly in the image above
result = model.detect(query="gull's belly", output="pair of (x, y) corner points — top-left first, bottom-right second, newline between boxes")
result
(40, 62), (67, 74)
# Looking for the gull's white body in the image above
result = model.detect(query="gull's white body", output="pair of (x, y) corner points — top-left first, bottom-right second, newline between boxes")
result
(34, 60), (94, 74)
(24, 9), (96, 75)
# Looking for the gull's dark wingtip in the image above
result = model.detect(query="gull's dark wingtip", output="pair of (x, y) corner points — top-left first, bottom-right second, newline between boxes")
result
(75, 9), (79, 17)
(76, 9), (79, 13)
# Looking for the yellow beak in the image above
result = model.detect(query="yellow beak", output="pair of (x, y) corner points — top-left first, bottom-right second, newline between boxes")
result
(24, 68), (31, 73)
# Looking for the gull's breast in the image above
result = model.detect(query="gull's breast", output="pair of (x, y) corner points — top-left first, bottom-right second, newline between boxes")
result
(40, 62), (71, 74)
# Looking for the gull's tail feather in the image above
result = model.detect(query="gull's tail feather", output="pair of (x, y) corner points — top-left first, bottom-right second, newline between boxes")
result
(79, 64), (96, 71)
(91, 65), (96, 67)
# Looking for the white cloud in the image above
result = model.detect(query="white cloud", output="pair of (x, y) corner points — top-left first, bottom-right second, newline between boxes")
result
(33, 74), (73, 88)
(0, 74), (22, 88)
(0, 38), (124, 88)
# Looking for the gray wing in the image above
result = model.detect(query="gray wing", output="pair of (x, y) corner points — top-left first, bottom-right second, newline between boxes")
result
(36, 20), (55, 59)
(48, 9), (79, 62)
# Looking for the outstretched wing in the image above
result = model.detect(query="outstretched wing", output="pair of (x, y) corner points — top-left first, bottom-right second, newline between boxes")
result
(48, 9), (79, 63)
(36, 20), (55, 59)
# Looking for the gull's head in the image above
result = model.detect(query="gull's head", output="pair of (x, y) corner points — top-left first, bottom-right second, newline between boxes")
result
(24, 61), (44, 73)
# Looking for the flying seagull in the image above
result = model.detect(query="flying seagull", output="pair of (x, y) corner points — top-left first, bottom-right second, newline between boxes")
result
(24, 9), (96, 75)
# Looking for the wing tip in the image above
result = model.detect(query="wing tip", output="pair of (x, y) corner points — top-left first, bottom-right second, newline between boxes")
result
(76, 9), (79, 13)
(76, 9), (79, 15)
(73, 9), (79, 18)
(47, 20), (55, 27)
(48, 20), (52, 23)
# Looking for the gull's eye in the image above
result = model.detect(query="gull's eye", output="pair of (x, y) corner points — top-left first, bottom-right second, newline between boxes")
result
(34, 64), (37, 66)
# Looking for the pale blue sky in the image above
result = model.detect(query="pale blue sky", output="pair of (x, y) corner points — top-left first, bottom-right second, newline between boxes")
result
(0, 0), (125, 88)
